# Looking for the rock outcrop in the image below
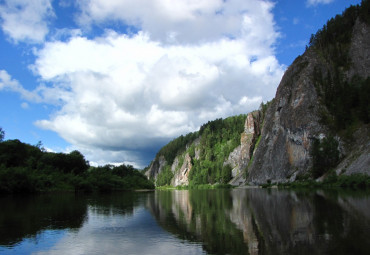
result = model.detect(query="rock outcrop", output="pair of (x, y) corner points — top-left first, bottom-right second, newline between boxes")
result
(171, 153), (192, 186)
(144, 155), (166, 181)
(245, 51), (325, 184)
(245, 18), (370, 184)
(227, 111), (263, 185)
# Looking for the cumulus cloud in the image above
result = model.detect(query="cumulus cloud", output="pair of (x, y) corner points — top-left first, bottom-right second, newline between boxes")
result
(0, 0), (284, 167)
(0, 0), (54, 43)
(306, 0), (334, 7)
(0, 70), (41, 102)
(76, 0), (278, 45)
(31, 31), (283, 166)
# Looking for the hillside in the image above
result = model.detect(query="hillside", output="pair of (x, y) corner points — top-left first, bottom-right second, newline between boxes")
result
(145, 1), (370, 187)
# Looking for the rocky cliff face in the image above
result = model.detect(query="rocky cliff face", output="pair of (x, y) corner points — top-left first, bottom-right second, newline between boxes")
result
(171, 153), (192, 186)
(245, 51), (325, 184)
(245, 18), (370, 185)
(144, 155), (166, 180)
(227, 111), (263, 185)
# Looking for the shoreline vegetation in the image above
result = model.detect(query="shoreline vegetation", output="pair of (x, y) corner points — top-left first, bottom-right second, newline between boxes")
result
(267, 173), (370, 190)
(1, 130), (369, 194)
(155, 173), (370, 190)
(0, 137), (154, 194)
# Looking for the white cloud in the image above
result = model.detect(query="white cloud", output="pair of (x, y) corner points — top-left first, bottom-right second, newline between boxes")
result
(0, 0), (284, 167)
(31, 31), (283, 167)
(0, 0), (54, 43)
(76, 0), (278, 45)
(0, 70), (41, 102)
(306, 0), (334, 7)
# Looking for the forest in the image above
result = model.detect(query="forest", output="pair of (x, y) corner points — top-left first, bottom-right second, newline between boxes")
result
(307, 0), (370, 179)
(309, 0), (370, 132)
(0, 129), (154, 194)
(154, 114), (247, 187)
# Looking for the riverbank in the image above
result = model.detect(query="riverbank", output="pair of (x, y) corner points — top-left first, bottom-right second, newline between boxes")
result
(156, 183), (233, 190)
(258, 173), (370, 190)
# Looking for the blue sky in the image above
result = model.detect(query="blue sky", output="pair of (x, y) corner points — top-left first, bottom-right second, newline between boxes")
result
(0, 0), (362, 168)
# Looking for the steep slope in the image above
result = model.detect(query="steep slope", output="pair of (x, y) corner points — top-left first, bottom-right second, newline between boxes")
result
(146, 1), (370, 187)
(145, 114), (253, 186)
(246, 2), (370, 184)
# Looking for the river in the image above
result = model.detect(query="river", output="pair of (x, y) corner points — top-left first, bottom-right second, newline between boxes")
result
(1, 188), (369, 254)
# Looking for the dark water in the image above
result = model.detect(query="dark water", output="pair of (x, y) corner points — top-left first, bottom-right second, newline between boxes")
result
(0, 189), (370, 255)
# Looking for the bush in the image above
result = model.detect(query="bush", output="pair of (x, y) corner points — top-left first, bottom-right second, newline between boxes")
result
(311, 135), (340, 178)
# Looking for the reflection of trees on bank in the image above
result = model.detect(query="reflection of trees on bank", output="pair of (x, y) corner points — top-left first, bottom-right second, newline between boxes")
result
(0, 194), (87, 246)
(86, 192), (147, 216)
(0, 192), (148, 247)
(148, 189), (370, 255)
(148, 190), (248, 255)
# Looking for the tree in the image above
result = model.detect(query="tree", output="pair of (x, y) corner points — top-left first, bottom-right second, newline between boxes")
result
(311, 136), (340, 178)
(0, 127), (4, 142)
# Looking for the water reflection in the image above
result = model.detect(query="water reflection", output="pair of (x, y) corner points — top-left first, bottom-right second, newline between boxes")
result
(1, 189), (370, 254)
(0, 194), (87, 247)
(148, 190), (247, 255)
(148, 189), (370, 255)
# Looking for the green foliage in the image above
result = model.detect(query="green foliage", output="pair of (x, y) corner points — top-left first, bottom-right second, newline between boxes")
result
(189, 115), (246, 185)
(314, 69), (370, 131)
(157, 132), (198, 166)
(309, 2), (369, 66)
(311, 135), (340, 178)
(156, 165), (174, 186)
(310, 1), (370, 131)
(0, 139), (154, 193)
(152, 114), (246, 186)
(0, 127), (4, 142)
(278, 173), (370, 189)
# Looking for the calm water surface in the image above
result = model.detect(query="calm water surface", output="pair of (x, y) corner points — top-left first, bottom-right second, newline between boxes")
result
(0, 189), (369, 254)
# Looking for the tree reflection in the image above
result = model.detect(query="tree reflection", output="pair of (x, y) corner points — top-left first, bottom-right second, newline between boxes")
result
(0, 192), (146, 247)
(148, 189), (370, 255)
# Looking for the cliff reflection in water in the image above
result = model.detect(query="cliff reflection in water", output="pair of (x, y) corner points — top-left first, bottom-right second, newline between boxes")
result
(148, 189), (370, 255)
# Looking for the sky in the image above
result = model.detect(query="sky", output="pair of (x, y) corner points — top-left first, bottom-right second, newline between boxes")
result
(0, 0), (362, 168)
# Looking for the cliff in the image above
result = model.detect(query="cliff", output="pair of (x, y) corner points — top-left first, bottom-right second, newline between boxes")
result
(146, 2), (370, 186)
(246, 9), (370, 184)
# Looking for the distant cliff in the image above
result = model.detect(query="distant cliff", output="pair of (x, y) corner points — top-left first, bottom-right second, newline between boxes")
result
(146, 1), (370, 186)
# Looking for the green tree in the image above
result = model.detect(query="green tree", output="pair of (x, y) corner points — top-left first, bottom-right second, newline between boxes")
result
(0, 127), (4, 142)
(311, 135), (340, 178)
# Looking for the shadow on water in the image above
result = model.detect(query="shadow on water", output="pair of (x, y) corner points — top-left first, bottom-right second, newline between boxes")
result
(147, 188), (370, 255)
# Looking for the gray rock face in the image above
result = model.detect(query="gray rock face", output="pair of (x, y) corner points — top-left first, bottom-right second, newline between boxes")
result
(145, 155), (166, 181)
(171, 153), (192, 186)
(246, 20), (370, 184)
(228, 111), (263, 185)
(246, 51), (326, 184)
(335, 126), (370, 176)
